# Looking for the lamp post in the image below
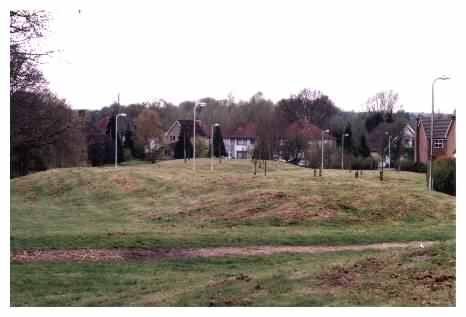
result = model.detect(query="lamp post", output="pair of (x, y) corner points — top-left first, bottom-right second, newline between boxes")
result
(115, 113), (127, 168)
(157, 99), (166, 108)
(341, 133), (349, 169)
(321, 129), (330, 172)
(429, 76), (450, 191)
(385, 131), (391, 169)
(193, 101), (206, 172)
(211, 123), (220, 171)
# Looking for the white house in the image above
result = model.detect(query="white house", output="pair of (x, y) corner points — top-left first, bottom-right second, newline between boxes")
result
(223, 123), (257, 159)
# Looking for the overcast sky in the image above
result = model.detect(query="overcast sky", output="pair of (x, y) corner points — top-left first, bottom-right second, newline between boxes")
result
(37, 0), (464, 113)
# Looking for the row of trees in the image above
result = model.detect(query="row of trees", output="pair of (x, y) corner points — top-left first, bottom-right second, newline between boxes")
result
(10, 10), (412, 177)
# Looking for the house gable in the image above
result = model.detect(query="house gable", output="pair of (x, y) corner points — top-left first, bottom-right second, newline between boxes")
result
(415, 115), (455, 163)
(164, 120), (208, 144)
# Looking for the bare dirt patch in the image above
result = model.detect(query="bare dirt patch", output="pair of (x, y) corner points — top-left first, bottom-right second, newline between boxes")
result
(11, 241), (434, 263)
(182, 191), (336, 222)
(315, 243), (455, 305)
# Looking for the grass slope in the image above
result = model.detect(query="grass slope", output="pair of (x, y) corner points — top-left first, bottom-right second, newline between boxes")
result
(11, 159), (455, 249)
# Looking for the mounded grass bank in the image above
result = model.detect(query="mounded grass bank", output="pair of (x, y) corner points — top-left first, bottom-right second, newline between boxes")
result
(11, 159), (455, 250)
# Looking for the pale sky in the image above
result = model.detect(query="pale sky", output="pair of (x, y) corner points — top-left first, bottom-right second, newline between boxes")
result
(36, 0), (465, 113)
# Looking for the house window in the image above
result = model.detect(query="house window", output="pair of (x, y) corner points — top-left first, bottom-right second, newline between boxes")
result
(237, 139), (247, 145)
(433, 139), (444, 149)
(236, 151), (247, 159)
(170, 135), (176, 142)
(250, 138), (255, 145)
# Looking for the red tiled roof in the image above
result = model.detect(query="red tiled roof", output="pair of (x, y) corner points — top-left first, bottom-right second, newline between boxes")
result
(224, 122), (257, 138)
(285, 119), (334, 140)
(96, 115), (110, 131)
(420, 116), (453, 139)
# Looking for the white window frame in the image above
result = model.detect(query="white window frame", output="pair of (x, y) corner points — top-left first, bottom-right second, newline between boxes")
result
(433, 139), (444, 149)
(237, 139), (247, 146)
(236, 150), (247, 159)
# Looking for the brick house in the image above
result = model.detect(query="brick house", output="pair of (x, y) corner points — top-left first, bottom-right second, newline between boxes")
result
(280, 119), (336, 163)
(283, 119), (336, 145)
(414, 113), (456, 163)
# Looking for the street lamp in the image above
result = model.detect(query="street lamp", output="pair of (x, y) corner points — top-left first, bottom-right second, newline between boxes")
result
(385, 131), (391, 169)
(115, 113), (127, 168)
(429, 76), (450, 191)
(341, 133), (349, 169)
(321, 129), (330, 172)
(157, 99), (166, 108)
(211, 123), (220, 171)
(193, 101), (207, 172)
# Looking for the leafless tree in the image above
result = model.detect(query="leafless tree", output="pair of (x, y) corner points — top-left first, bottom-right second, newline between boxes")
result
(365, 90), (402, 119)
(135, 109), (163, 163)
(10, 10), (50, 95)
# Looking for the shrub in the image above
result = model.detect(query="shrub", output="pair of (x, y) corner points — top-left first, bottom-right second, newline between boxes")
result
(433, 159), (455, 196)
(351, 156), (377, 170)
(400, 160), (427, 173)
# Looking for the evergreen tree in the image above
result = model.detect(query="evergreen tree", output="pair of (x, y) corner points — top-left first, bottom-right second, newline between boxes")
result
(174, 128), (193, 159)
(210, 126), (227, 157)
(105, 115), (125, 163)
(124, 129), (138, 158)
(343, 123), (355, 155)
(359, 135), (370, 157)
(365, 112), (384, 132)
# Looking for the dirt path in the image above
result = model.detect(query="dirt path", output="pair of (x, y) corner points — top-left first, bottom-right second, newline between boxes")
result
(11, 241), (435, 263)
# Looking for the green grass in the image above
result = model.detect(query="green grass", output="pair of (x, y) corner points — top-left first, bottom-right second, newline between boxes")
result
(11, 159), (455, 250)
(10, 159), (456, 306)
(11, 241), (455, 306)
(10, 160), (456, 249)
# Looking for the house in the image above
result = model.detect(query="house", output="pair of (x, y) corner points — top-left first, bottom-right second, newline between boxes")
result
(223, 123), (257, 159)
(284, 119), (336, 145)
(163, 119), (208, 158)
(164, 119), (207, 144)
(280, 119), (336, 163)
(414, 113), (456, 163)
(86, 113), (135, 165)
(385, 123), (416, 164)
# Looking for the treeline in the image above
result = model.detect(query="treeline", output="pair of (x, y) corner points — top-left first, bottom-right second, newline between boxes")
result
(10, 11), (87, 177)
(65, 88), (412, 169)
(10, 10), (414, 177)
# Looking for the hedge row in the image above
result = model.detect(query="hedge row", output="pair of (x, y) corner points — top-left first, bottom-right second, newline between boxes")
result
(433, 159), (456, 196)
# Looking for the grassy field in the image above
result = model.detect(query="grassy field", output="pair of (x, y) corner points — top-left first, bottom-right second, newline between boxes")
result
(10, 159), (456, 306)
(11, 159), (455, 249)
(11, 241), (455, 306)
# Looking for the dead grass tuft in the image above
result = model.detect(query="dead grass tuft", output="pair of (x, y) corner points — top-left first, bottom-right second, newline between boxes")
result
(181, 191), (337, 222)
(110, 174), (141, 192)
(315, 244), (455, 306)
